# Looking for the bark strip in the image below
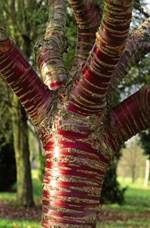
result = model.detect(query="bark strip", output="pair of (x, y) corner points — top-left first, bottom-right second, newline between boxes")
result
(69, 0), (102, 78)
(68, 0), (133, 116)
(37, 0), (67, 90)
(106, 86), (150, 152)
(0, 32), (52, 130)
(108, 17), (150, 106)
(42, 114), (110, 227)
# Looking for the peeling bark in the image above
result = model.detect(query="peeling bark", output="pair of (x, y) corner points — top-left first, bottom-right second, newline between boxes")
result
(108, 17), (150, 106)
(1, 0), (150, 227)
(0, 35), (52, 132)
(37, 0), (67, 90)
(69, 0), (102, 78)
(68, 0), (133, 115)
(42, 111), (112, 227)
(107, 86), (150, 151)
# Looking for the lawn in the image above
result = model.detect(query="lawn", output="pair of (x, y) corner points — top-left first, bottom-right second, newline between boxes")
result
(0, 171), (42, 228)
(97, 177), (150, 227)
(0, 219), (40, 228)
(0, 174), (150, 227)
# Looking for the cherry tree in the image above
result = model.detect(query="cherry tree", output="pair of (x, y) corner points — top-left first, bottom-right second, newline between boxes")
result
(0, 0), (150, 227)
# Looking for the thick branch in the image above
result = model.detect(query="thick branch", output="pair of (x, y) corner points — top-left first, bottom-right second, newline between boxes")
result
(37, 0), (67, 90)
(69, 0), (102, 77)
(68, 0), (133, 116)
(105, 86), (150, 153)
(108, 17), (150, 106)
(0, 30), (52, 132)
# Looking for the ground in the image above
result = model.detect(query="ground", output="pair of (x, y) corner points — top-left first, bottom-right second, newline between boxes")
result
(0, 174), (149, 228)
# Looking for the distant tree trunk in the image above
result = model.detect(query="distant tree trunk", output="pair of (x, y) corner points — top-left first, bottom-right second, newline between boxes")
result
(10, 16), (34, 207)
(38, 136), (45, 181)
(144, 158), (150, 187)
(11, 95), (34, 207)
(131, 164), (136, 183)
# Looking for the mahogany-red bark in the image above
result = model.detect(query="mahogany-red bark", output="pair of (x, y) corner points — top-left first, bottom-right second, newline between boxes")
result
(0, 0), (150, 227)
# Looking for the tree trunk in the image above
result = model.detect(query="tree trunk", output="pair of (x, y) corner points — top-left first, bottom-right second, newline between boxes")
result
(41, 113), (111, 227)
(11, 94), (34, 207)
(131, 166), (136, 183)
(0, 0), (150, 226)
(144, 158), (150, 187)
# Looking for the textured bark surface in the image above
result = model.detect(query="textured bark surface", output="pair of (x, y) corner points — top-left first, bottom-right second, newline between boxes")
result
(107, 86), (150, 150)
(37, 0), (67, 90)
(69, 0), (102, 78)
(0, 38), (52, 130)
(41, 111), (113, 227)
(68, 0), (133, 115)
(108, 17), (150, 106)
(0, 0), (150, 227)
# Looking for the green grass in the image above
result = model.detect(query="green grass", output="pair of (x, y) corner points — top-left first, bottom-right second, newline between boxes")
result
(0, 170), (42, 205)
(109, 177), (150, 212)
(0, 219), (40, 228)
(97, 220), (150, 228)
(107, 185), (150, 213)
(0, 192), (16, 204)
(0, 170), (41, 227)
(97, 177), (150, 227)
(97, 215), (150, 227)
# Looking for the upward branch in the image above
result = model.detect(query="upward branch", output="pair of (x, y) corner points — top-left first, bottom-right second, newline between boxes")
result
(37, 0), (67, 90)
(105, 86), (150, 153)
(69, 0), (102, 78)
(0, 29), (52, 135)
(68, 0), (133, 116)
(108, 17), (150, 107)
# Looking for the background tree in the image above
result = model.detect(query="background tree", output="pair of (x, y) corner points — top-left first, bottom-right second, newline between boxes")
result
(140, 130), (150, 186)
(117, 137), (146, 183)
(0, 0), (150, 227)
(0, 0), (48, 207)
(0, 78), (12, 146)
(116, 2), (150, 187)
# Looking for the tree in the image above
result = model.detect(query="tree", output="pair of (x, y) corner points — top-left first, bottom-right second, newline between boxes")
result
(118, 137), (146, 183)
(0, 0), (48, 206)
(0, 0), (38, 207)
(101, 155), (126, 204)
(140, 130), (150, 186)
(0, 0), (150, 226)
(0, 77), (12, 145)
